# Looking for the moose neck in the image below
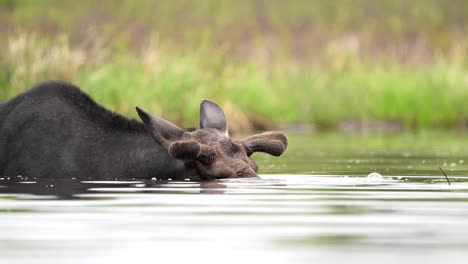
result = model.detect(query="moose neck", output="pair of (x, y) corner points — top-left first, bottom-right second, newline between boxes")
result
(101, 129), (198, 181)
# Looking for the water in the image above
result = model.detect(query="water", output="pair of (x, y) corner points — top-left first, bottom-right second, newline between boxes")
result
(1, 132), (468, 264)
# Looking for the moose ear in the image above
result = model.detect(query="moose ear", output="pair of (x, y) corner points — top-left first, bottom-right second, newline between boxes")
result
(136, 106), (185, 148)
(242, 132), (288, 157)
(200, 100), (228, 135)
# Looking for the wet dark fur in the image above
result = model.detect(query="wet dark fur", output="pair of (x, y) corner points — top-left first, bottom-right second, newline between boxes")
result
(0, 81), (195, 180)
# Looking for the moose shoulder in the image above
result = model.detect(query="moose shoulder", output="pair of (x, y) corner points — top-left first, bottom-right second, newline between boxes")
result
(0, 81), (287, 181)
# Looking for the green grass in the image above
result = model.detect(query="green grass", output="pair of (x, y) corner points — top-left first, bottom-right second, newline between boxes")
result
(0, 0), (467, 130)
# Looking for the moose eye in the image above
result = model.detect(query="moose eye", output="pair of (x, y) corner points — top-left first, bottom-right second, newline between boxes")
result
(232, 143), (240, 152)
(229, 140), (241, 151)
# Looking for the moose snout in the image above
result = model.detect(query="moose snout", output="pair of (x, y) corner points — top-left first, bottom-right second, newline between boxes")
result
(234, 167), (259, 179)
(210, 167), (258, 180)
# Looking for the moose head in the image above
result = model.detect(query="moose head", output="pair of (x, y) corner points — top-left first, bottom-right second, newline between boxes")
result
(136, 100), (287, 180)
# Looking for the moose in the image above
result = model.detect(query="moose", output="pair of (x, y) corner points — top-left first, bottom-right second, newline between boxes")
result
(0, 81), (287, 181)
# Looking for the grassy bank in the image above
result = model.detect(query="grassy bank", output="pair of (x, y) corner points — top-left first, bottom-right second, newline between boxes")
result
(1, 1), (467, 131)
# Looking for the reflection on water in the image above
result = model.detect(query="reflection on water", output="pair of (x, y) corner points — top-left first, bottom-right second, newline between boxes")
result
(1, 132), (468, 264)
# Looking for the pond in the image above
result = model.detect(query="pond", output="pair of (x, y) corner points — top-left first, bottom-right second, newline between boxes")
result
(1, 131), (468, 263)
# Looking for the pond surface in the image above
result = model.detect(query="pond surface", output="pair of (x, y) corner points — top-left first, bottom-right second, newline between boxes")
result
(1, 132), (468, 264)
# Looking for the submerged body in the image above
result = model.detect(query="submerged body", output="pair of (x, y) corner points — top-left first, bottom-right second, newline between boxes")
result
(0, 81), (287, 181)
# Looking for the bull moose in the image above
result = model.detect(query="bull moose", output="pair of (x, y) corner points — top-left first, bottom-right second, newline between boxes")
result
(0, 81), (287, 181)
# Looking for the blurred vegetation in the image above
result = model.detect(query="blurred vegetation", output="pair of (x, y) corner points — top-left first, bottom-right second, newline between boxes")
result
(0, 0), (467, 131)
